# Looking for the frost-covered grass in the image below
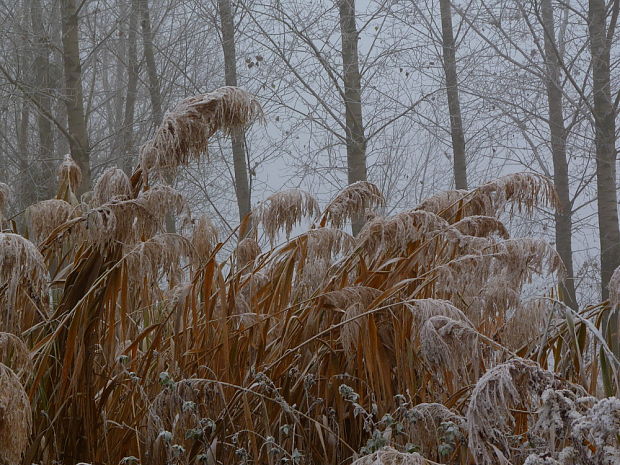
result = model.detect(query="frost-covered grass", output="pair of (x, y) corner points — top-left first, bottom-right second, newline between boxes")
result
(0, 87), (618, 465)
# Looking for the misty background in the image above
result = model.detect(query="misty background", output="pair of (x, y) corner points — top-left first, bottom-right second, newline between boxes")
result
(0, 0), (617, 305)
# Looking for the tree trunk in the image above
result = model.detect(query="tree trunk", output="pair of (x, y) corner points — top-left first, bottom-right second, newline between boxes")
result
(338, 0), (367, 235)
(17, 104), (33, 210)
(139, 0), (163, 125)
(120, 0), (139, 174)
(439, 0), (467, 190)
(588, 0), (620, 300)
(139, 0), (178, 233)
(218, 0), (252, 224)
(60, 0), (91, 193)
(31, 0), (55, 199)
(541, 0), (577, 309)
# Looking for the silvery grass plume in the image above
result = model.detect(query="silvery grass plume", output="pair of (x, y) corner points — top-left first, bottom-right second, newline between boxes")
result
(416, 189), (472, 220)
(300, 227), (355, 261)
(83, 201), (158, 251)
(420, 315), (482, 384)
(451, 215), (509, 239)
(57, 154), (82, 202)
(236, 237), (261, 268)
(433, 238), (563, 326)
(254, 189), (319, 244)
(47, 184), (188, 253)
(275, 228), (355, 294)
(0, 363), (32, 465)
(140, 86), (262, 182)
(26, 199), (77, 244)
(356, 210), (449, 262)
(138, 185), (190, 228)
(321, 286), (381, 310)
(190, 215), (219, 260)
(281, 228), (355, 290)
(92, 167), (132, 205)
(318, 287), (381, 352)
(124, 234), (193, 287)
(474, 172), (557, 215)
(0, 233), (49, 331)
(406, 299), (473, 329)
(351, 447), (430, 464)
(499, 299), (554, 351)
(319, 181), (385, 229)
(0, 332), (33, 382)
(417, 172), (556, 221)
(466, 358), (566, 465)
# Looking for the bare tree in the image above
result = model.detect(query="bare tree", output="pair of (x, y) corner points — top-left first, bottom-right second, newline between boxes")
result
(218, 0), (252, 223)
(119, 0), (139, 174)
(588, 0), (620, 299)
(541, 0), (577, 309)
(339, 0), (367, 234)
(60, 0), (91, 192)
(439, 0), (467, 189)
(139, 0), (163, 125)
(30, 0), (55, 198)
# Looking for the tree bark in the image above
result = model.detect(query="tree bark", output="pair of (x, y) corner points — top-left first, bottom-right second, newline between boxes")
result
(338, 0), (367, 235)
(17, 104), (34, 210)
(139, 0), (178, 233)
(588, 0), (620, 300)
(31, 0), (55, 199)
(60, 0), (91, 193)
(439, 0), (467, 190)
(218, 0), (252, 224)
(541, 0), (577, 309)
(139, 0), (163, 125)
(120, 0), (139, 174)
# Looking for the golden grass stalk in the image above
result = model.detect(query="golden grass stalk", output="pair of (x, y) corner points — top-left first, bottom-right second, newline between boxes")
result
(14, 163), (606, 465)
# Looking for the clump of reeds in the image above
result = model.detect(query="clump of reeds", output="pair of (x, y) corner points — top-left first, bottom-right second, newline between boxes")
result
(10, 89), (617, 465)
